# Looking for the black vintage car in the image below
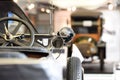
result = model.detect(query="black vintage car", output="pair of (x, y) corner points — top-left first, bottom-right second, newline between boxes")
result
(71, 9), (106, 71)
(0, 0), (83, 80)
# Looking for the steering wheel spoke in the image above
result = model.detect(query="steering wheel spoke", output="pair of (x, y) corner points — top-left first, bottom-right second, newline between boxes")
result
(12, 22), (22, 35)
(2, 42), (10, 46)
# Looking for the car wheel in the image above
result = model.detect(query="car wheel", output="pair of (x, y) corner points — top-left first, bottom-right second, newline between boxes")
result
(67, 57), (82, 80)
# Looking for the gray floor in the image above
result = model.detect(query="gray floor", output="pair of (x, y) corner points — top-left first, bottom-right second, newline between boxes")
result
(82, 62), (114, 74)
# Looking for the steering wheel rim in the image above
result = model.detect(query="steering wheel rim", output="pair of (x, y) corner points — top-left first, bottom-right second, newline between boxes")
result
(0, 17), (35, 46)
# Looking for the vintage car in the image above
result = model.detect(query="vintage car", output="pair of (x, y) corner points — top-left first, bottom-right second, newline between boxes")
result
(0, 0), (83, 80)
(71, 9), (106, 70)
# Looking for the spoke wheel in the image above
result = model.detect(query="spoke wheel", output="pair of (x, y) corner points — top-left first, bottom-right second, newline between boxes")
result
(0, 17), (35, 46)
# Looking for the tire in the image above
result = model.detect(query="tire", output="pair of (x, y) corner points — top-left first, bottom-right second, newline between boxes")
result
(67, 57), (82, 80)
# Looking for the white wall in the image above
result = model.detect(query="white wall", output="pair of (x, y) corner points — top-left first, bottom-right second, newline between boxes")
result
(101, 10), (120, 62)
(54, 10), (71, 33)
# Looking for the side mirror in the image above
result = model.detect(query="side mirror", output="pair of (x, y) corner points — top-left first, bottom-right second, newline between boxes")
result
(58, 27), (75, 43)
(51, 27), (75, 48)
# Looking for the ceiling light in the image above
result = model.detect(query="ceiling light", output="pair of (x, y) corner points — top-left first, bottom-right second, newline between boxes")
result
(108, 3), (114, 10)
(46, 9), (50, 13)
(28, 3), (35, 10)
(67, 7), (76, 11)
(71, 7), (76, 11)
(13, 0), (18, 3)
(41, 8), (45, 12)
(67, 8), (71, 11)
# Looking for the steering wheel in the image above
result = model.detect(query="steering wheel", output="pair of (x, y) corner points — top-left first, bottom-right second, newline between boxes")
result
(0, 17), (35, 46)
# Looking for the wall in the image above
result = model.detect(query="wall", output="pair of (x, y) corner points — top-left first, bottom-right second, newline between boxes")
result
(101, 10), (120, 62)
(54, 10), (71, 33)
